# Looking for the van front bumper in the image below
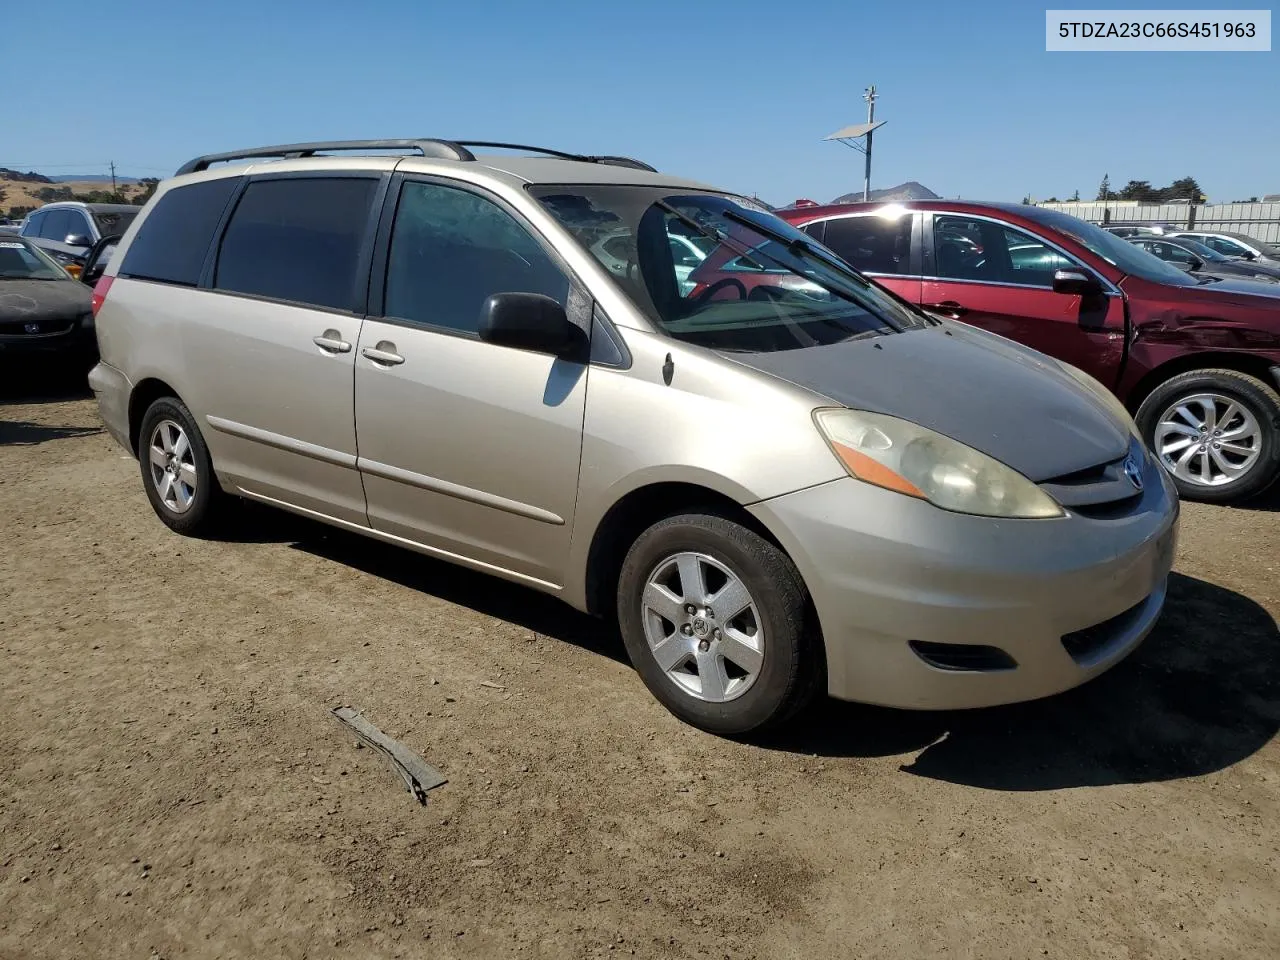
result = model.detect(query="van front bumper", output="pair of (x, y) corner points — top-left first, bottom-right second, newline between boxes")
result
(748, 459), (1178, 710)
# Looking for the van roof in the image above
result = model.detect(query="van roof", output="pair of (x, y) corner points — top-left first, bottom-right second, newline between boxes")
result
(173, 139), (711, 191)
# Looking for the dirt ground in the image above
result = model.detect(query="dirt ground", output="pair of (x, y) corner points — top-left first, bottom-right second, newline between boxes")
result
(1, 362), (1277, 960)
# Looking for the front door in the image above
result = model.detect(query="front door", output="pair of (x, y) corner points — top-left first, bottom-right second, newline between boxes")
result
(922, 213), (1126, 387)
(354, 177), (588, 589)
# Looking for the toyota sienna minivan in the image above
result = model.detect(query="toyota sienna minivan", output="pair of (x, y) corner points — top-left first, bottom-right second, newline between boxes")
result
(88, 139), (1178, 735)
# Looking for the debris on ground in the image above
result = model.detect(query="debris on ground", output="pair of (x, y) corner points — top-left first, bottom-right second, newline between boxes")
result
(331, 707), (447, 805)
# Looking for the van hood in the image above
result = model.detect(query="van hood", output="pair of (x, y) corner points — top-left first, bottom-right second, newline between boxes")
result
(723, 322), (1129, 483)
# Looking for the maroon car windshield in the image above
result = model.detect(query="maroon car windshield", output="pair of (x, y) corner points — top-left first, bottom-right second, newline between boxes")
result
(532, 185), (929, 352)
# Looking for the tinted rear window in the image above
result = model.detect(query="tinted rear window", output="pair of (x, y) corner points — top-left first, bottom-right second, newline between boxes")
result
(214, 177), (377, 312)
(120, 178), (239, 286)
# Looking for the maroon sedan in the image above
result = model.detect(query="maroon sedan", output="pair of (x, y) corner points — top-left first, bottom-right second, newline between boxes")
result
(778, 200), (1280, 503)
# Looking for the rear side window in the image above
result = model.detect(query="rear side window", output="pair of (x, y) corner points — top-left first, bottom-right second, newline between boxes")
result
(823, 215), (913, 274)
(214, 178), (377, 312)
(120, 178), (239, 286)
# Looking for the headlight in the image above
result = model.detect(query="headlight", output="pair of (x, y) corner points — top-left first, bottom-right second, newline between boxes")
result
(1253, 274), (1278, 283)
(1057, 362), (1139, 437)
(813, 408), (1064, 518)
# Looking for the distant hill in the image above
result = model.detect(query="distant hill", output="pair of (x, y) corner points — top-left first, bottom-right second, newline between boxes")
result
(832, 181), (939, 203)
(49, 174), (140, 184)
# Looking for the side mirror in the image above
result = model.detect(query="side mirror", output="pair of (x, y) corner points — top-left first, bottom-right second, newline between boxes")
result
(1052, 268), (1102, 297)
(1241, 251), (1258, 261)
(64, 234), (93, 248)
(478, 292), (586, 358)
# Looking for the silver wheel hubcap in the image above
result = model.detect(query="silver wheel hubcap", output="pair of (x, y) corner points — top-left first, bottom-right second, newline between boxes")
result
(148, 419), (197, 513)
(640, 552), (764, 703)
(1154, 393), (1262, 488)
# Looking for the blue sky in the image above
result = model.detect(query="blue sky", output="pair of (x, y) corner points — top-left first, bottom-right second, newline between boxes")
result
(1, 1), (1275, 204)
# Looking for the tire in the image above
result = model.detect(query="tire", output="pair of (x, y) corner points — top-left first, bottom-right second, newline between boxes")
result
(137, 396), (228, 536)
(616, 512), (820, 735)
(1135, 368), (1280, 503)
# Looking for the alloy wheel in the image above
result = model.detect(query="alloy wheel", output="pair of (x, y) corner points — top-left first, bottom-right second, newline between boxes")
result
(147, 419), (198, 513)
(640, 552), (765, 702)
(1153, 392), (1262, 488)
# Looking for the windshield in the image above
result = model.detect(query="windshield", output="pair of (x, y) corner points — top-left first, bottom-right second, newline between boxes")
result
(0, 239), (67, 280)
(1026, 209), (1199, 286)
(531, 185), (929, 352)
(93, 210), (137, 237)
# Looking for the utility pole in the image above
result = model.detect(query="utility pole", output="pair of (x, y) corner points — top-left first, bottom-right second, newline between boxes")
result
(109, 161), (117, 194)
(822, 87), (886, 204)
(862, 85), (876, 202)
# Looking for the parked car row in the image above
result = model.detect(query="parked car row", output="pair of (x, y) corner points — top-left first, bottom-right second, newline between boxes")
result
(83, 138), (1182, 736)
(1126, 236), (1280, 284)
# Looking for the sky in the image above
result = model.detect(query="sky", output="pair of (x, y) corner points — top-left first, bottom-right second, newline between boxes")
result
(2, 0), (1276, 205)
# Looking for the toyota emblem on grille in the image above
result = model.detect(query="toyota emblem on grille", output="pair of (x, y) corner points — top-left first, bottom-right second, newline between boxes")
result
(1123, 454), (1144, 491)
(24, 322), (40, 334)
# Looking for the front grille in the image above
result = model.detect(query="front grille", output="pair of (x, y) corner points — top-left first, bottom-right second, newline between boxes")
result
(1038, 443), (1147, 514)
(1060, 598), (1147, 664)
(0, 318), (76, 337)
(909, 641), (1017, 672)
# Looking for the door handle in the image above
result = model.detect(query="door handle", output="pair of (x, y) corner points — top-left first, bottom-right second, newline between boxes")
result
(361, 341), (405, 366)
(921, 300), (968, 318)
(313, 329), (352, 353)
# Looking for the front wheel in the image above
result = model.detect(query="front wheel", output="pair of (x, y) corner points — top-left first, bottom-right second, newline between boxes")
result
(1135, 368), (1280, 503)
(616, 513), (820, 735)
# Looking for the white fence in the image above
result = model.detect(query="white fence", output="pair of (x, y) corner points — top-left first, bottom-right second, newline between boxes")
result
(1035, 201), (1280, 244)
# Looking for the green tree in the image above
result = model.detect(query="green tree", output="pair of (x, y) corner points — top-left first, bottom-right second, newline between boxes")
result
(1118, 180), (1160, 202)
(1070, 189), (1080, 201)
(1165, 176), (1204, 202)
(131, 178), (160, 206)
(1096, 173), (1111, 201)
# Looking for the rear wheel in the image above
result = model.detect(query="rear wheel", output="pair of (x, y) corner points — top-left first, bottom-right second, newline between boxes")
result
(138, 396), (228, 535)
(1136, 369), (1280, 503)
(616, 513), (819, 735)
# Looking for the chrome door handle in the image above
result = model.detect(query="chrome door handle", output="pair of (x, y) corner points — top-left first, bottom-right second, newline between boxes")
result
(921, 300), (968, 318)
(361, 341), (405, 366)
(313, 329), (352, 353)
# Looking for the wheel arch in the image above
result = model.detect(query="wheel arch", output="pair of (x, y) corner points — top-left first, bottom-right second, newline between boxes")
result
(581, 480), (792, 620)
(1127, 351), (1280, 414)
(128, 377), (184, 455)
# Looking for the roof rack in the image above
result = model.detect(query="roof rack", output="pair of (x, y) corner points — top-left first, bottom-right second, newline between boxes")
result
(175, 139), (656, 176)
(453, 142), (657, 173)
(175, 139), (475, 175)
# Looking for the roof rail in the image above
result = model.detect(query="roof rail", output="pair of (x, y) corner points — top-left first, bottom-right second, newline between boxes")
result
(454, 142), (657, 173)
(174, 138), (657, 177)
(175, 139), (476, 175)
